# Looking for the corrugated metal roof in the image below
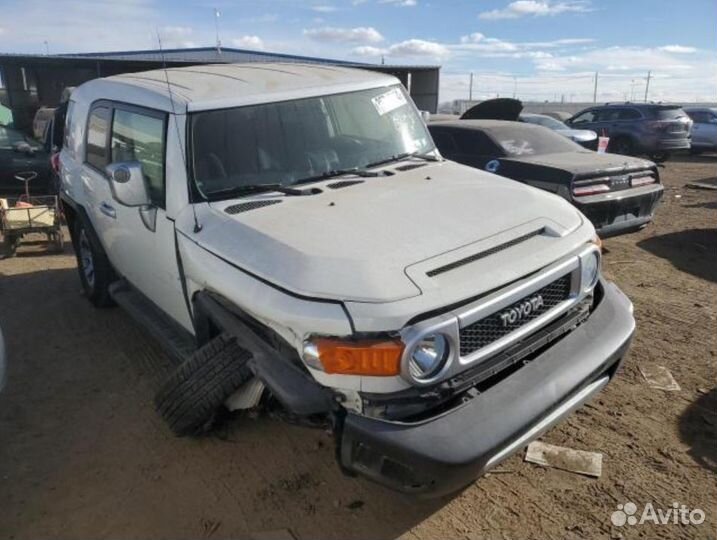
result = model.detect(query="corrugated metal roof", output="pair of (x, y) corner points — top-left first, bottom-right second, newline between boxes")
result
(59, 46), (439, 70)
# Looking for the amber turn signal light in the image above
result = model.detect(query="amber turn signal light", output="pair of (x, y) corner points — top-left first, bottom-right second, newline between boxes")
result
(309, 338), (404, 376)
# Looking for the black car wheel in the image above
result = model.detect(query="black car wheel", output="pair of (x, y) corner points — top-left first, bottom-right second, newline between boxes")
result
(609, 137), (634, 156)
(74, 219), (115, 307)
(649, 151), (670, 163)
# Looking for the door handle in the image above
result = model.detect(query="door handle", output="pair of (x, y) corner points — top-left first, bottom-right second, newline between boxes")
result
(100, 201), (116, 219)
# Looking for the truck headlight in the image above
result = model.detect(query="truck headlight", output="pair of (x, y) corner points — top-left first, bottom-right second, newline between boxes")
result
(408, 334), (449, 380)
(581, 250), (600, 291)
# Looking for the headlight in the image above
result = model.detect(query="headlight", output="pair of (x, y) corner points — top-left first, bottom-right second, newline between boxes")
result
(408, 334), (449, 380)
(581, 250), (600, 291)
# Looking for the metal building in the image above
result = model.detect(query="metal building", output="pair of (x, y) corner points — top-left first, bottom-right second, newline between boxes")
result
(0, 47), (440, 134)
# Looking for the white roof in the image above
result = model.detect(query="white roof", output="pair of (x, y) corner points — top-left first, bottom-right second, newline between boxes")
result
(85, 63), (398, 113)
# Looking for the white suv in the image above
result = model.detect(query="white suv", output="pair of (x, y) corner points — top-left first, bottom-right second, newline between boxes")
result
(59, 63), (635, 496)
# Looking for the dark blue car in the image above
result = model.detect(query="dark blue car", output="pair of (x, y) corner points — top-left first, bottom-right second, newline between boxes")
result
(566, 103), (692, 162)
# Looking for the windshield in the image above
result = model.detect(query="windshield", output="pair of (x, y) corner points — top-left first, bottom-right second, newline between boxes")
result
(487, 125), (583, 157)
(521, 114), (568, 131)
(190, 85), (434, 199)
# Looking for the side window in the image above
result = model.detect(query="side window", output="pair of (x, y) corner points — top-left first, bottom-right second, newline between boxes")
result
(111, 108), (166, 207)
(430, 129), (458, 155)
(85, 105), (111, 171)
(572, 110), (597, 124)
(618, 108), (641, 120)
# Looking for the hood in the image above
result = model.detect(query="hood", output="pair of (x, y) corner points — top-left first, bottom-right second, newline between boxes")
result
(461, 98), (522, 121)
(180, 161), (585, 303)
(555, 128), (597, 143)
(503, 151), (655, 176)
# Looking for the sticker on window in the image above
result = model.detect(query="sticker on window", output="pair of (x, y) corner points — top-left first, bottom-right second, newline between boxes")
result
(372, 88), (407, 116)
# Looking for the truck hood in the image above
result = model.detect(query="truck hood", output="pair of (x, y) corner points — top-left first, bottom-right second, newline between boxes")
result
(179, 160), (585, 303)
(503, 151), (655, 177)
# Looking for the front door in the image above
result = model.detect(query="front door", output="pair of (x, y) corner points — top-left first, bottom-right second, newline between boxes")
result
(82, 101), (190, 329)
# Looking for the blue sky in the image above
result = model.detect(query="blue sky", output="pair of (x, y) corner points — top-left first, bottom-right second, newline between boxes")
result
(1, 0), (716, 102)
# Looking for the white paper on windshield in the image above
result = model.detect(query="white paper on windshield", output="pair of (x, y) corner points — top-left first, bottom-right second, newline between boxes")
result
(372, 87), (407, 116)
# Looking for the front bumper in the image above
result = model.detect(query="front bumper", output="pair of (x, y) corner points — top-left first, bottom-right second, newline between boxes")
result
(574, 183), (664, 238)
(339, 279), (634, 496)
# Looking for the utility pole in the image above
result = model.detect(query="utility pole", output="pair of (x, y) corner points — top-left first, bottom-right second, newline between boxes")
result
(593, 71), (598, 103)
(214, 8), (222, 54)
(644, 70), (652, 102)
(43, 40), (49, 55)
(469, 72), (474, 101)
(512, 76), (517, 99)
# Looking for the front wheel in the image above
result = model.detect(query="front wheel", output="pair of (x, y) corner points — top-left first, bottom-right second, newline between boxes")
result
(609, 137), (634, 156)
(1, 233), (19, 259)
(74, 220), (114, 307)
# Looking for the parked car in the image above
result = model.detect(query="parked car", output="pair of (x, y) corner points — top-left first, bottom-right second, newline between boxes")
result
(566, 103), (692, 162)
(428, 119), (663, 238)
(60, 63), (635, 496)
(684, 107), (717, 153)
(0, 124), (53, 196)
(520, 112), (598, 150)
(542, 111), (573, 123)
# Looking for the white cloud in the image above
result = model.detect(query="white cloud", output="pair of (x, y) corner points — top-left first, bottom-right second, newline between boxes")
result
(659, 45), (697, 54)
(480, 1), (592, 20)
(380, 0), (417, 6)
(351, 45), (386, 57)
(231, 35), (265, 51)
(311, 4), (338, 12)
(303, 26), (384, 44)
(388, 39), (450, 58)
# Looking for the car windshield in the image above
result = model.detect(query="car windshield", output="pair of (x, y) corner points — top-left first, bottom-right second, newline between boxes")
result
(522, 115), (567, 131)
(190, 85), (434, 199)
(487, 125), (583, 157)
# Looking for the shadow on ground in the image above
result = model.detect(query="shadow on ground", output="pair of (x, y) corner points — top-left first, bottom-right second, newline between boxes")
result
(637, 228), (717, 283)
(0, 267), (451, 540)
(678, 386), (717, 473)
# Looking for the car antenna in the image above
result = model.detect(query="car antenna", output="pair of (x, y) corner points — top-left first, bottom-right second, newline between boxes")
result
(156, 29), (202, 233)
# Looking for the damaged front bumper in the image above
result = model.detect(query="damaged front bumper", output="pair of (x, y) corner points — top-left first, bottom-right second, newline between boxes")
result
(338, 279), (634, 496)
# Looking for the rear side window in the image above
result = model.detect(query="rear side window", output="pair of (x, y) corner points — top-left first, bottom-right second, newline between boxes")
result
(111, 109), (166, 207)
(618, 108), (641, 120)
(648, 107), (687, 121)
(85, 105), (111, 171)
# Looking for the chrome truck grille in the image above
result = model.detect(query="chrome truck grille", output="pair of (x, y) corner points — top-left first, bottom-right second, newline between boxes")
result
(459, 274), (572, 356)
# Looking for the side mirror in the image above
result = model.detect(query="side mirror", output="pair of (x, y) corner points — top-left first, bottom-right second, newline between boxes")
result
(106, 161), (150, 207)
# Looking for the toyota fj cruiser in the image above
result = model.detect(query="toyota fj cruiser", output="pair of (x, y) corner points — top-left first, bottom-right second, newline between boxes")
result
(59, 64), (634, 496)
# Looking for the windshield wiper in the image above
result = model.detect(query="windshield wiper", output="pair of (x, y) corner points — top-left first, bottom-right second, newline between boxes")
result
(207, 183), (309, 200)
(365, 150), (441, 169)
(294, 167), (383, 186)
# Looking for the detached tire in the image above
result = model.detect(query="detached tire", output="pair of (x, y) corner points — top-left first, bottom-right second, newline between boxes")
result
(155, 334), (254, 436)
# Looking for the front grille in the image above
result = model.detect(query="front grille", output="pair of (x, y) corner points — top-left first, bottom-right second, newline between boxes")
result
(459, 274), (572, 356)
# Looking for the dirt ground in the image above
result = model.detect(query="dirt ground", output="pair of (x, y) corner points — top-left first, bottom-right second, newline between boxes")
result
(0, 155), (715, 540)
